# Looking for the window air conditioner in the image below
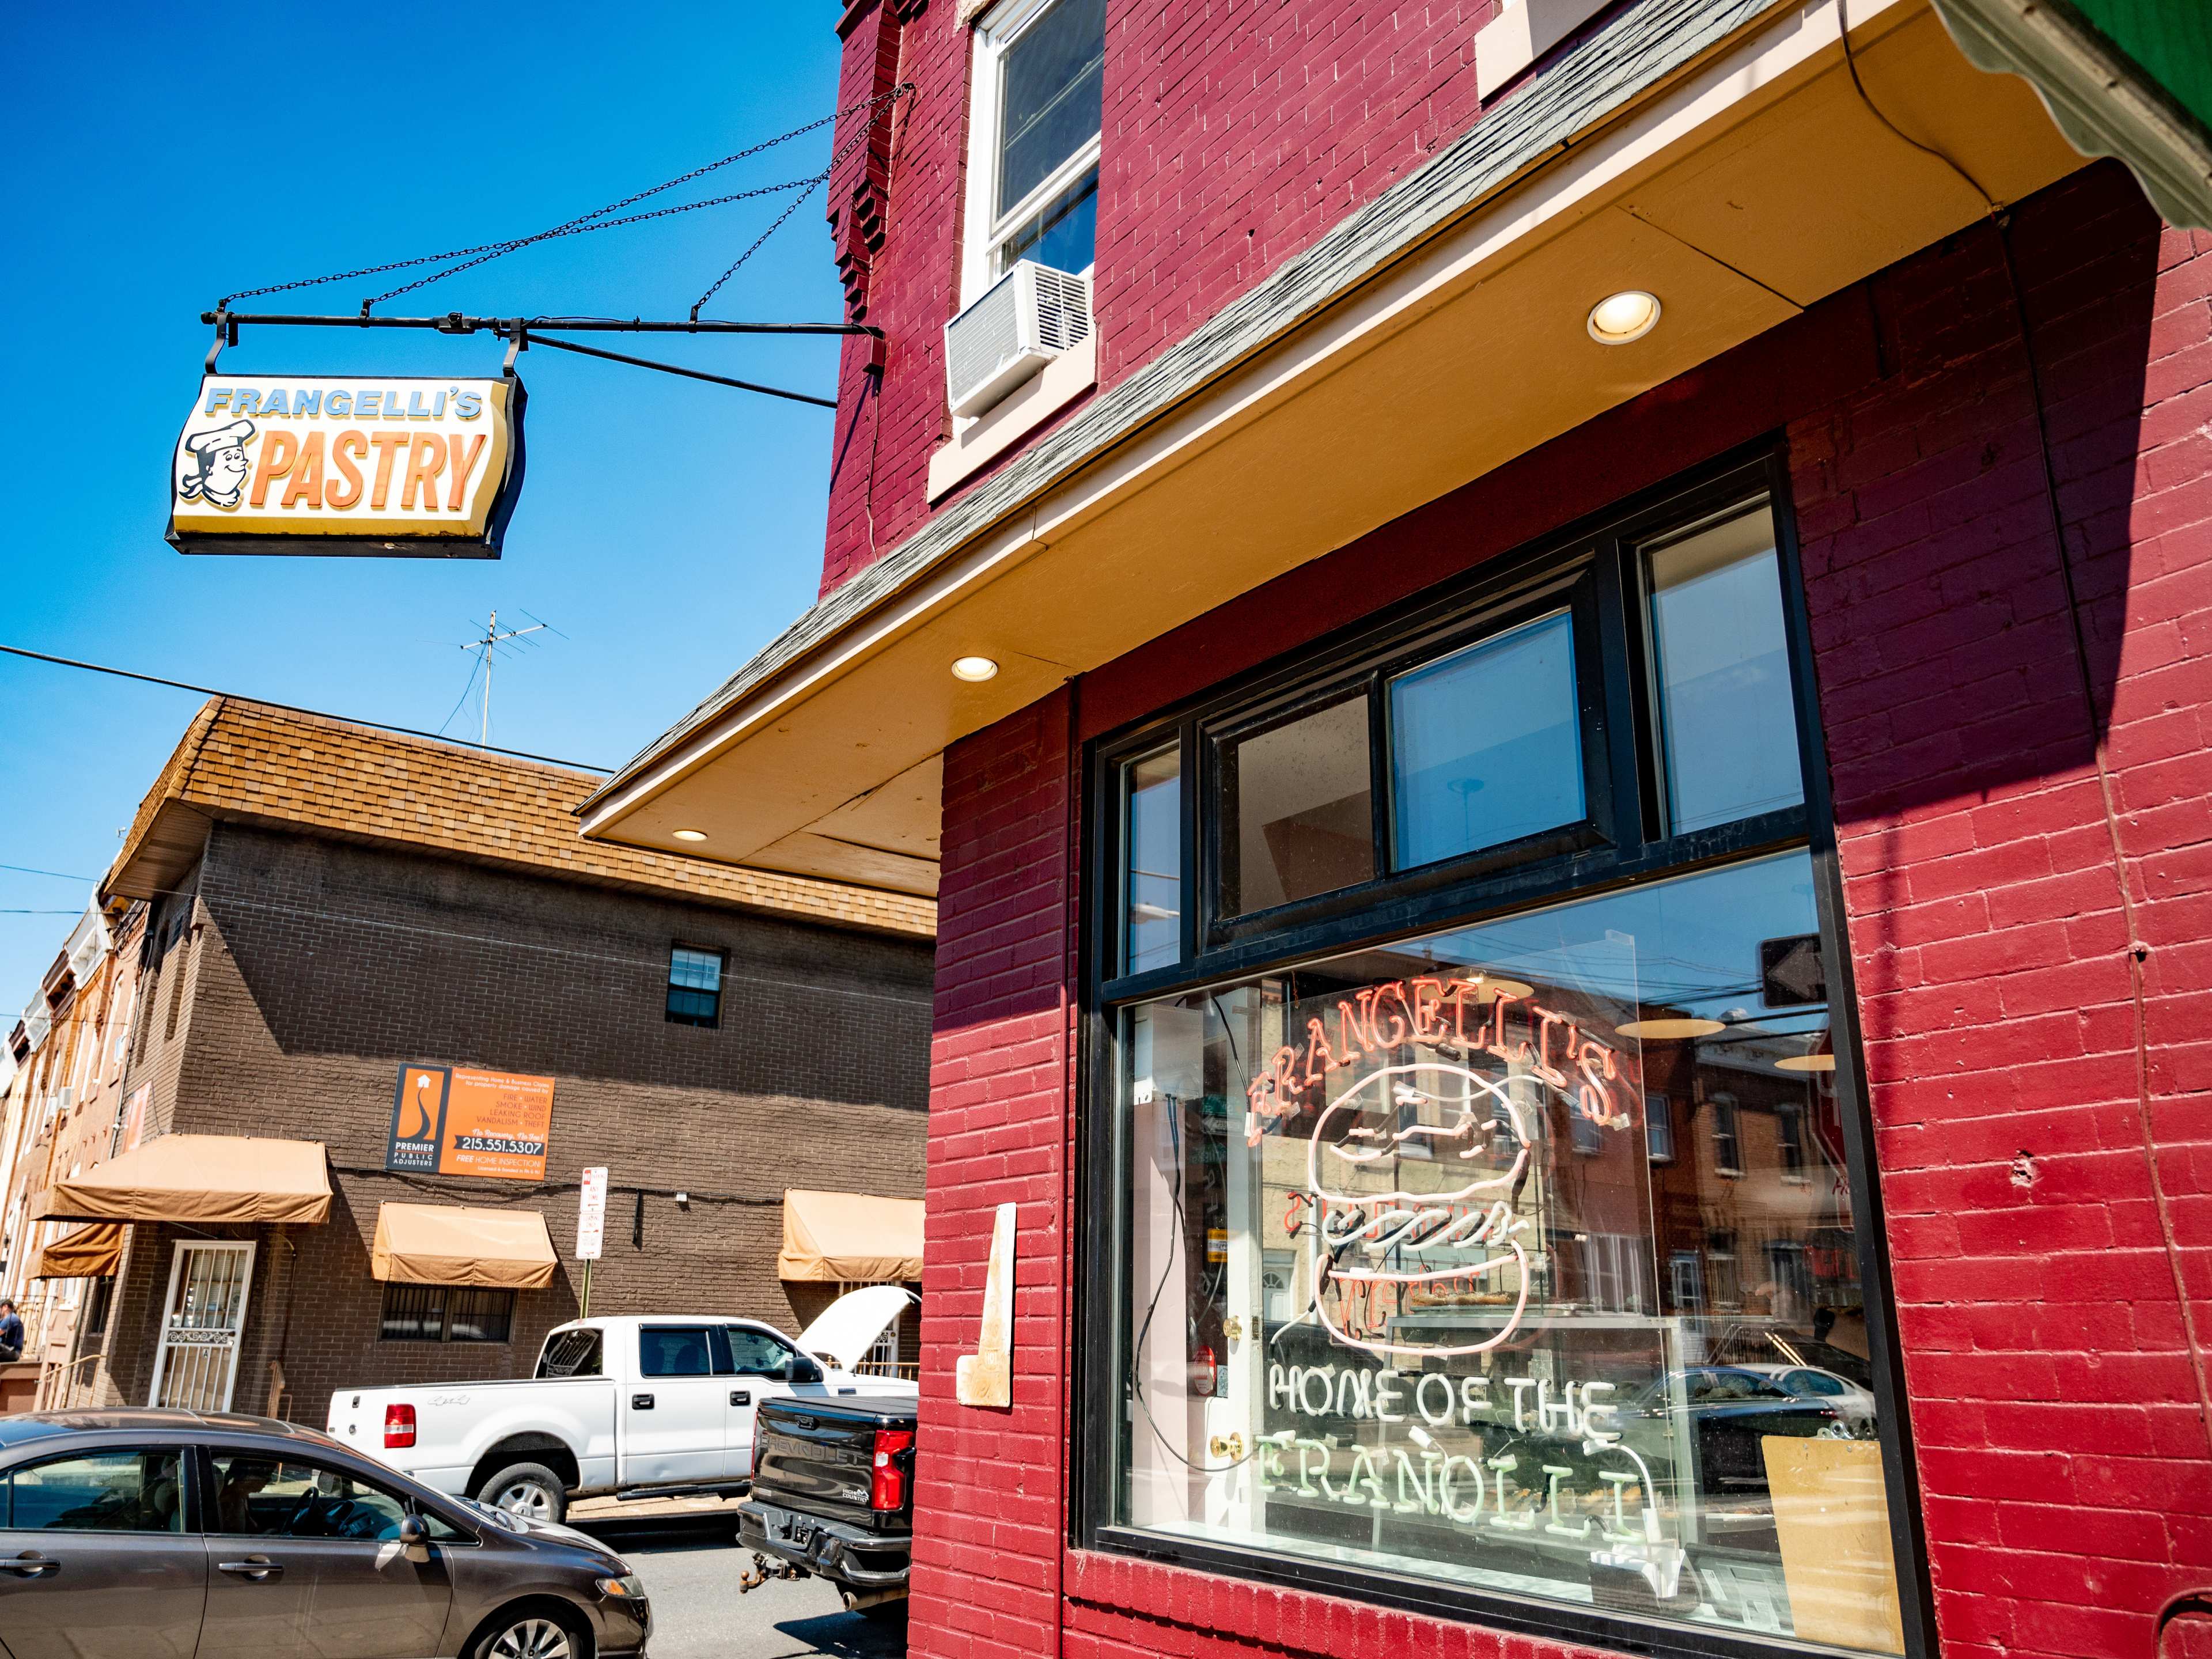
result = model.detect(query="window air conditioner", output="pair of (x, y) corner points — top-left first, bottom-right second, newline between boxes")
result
(944, 260), (1092, 419)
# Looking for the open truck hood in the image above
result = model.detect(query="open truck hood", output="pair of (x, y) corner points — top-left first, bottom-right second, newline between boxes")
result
(797, 1283), (914, 1372)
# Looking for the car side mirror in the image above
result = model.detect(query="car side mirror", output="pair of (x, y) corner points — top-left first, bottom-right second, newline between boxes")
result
(398, 1514), (429, 1561)
(785, 1353), (824, 1386)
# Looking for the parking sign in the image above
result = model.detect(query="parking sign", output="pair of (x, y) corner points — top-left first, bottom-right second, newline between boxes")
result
(577, 1165), (608, 1261)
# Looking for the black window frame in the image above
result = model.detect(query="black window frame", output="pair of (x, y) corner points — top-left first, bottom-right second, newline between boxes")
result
(1199, 547), (1618, 953)
(377, 1282), (516, 1345)
(665, 943), (726, 1029)
(1075, 445), (1935, 1659)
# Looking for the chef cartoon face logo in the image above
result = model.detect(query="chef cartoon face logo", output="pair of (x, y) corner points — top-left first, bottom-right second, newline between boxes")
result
(1305, 1063), (1533, 1358)
(177, 419), (256, 510)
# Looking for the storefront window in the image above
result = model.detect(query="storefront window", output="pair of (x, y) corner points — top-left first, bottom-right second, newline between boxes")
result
(1390, 611), (1583, 870)
(1094, 463), (1908, 1655)
(1116, 853), (1899, 1651)
(1645, 505), (1804, 835)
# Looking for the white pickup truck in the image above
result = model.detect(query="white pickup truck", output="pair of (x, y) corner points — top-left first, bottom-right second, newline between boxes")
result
(326, 1286), (910, 1524)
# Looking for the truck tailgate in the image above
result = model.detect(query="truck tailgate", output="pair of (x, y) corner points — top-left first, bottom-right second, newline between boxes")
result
(753, 1392), (916, 1531)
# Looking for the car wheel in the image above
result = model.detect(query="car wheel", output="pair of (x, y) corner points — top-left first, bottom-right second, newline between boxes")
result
(471, 1607), (586, 1659)
(475, 1461), (568, 1525)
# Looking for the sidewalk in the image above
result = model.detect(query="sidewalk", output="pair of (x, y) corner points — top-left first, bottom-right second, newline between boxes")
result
(569, 1491), (746, 1524)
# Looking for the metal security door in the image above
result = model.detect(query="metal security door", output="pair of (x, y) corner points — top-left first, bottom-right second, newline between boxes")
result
(147, 1240), (256, 1411)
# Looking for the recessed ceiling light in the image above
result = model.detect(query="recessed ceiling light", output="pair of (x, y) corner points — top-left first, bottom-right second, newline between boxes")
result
(1775, 1052), (1836, 1073)
(1470, 976), (1536, 1002)
(951, 656), (1000, 682)
(672, 828), (708, 842)
(1616, 1016), (1726, 1040)
(1587, 290), (1661, 345)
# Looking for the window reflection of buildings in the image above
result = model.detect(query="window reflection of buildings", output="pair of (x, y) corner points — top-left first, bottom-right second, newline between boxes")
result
(1639, 1018), (1855, 1340)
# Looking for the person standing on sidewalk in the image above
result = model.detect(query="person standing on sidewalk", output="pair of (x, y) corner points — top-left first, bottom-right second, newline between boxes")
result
(0, 1302), (24, 1362)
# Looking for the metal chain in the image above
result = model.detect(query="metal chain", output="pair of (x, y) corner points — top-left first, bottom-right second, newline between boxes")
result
(365, 172), (823, 310)
(217, 82), (913, 312)
(688, 83), (911, 321)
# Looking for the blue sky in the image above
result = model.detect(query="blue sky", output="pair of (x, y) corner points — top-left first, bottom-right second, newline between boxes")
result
(0, 5), (855, 1011)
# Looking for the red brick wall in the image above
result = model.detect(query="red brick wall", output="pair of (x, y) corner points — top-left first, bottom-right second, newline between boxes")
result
(820, 0), (1507, 592)
(822, 0), (968, 592)
(912, 163), (2212, 1659)
(914, 689), (1077, 1658)
(1796, 179), (2212, 1654)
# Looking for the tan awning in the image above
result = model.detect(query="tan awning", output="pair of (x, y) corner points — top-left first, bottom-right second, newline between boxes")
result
(29, 1222), (126, 1279)
(778, 1189), (923, 1283)
(372, 1203), (558, 1290)
(35, 1135), (330, 1225)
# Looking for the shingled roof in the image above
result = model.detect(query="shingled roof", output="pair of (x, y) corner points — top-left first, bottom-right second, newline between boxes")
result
(104, 699), (935, 940)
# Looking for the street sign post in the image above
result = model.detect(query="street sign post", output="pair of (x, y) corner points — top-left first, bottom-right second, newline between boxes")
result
(577, 1165), (608, 1317)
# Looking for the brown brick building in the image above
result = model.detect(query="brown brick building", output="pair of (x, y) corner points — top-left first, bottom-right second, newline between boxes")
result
(45, 698), (935, 1426)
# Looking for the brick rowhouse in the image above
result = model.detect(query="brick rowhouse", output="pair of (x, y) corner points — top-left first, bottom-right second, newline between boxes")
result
(582, 2), (2212, 1656)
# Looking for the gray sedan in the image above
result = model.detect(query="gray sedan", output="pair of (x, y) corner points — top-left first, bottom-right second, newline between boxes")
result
(0, 1408), (649, 1659)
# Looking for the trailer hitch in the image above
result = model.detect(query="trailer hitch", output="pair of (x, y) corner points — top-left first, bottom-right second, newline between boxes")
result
(737, 1551), (808, 1593)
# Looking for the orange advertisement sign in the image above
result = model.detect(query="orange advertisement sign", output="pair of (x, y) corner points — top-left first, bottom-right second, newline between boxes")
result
(385, 1063), (554, 1181)
(442, 1067), (554, 1180)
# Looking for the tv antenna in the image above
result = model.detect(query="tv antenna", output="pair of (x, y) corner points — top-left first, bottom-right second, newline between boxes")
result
(452, 609), (563, 748)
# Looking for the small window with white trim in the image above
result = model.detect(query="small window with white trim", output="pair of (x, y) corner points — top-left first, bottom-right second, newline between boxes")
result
(964, 0), (1105, 301)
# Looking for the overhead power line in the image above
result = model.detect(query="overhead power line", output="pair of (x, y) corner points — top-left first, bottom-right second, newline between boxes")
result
(216, 83), (914, 318)
(0, 643), (612, 773)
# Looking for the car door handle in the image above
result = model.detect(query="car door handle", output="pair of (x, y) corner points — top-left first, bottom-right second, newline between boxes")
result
(632, 1393), (654, 1410)
(730, 1389), (751, 1406)
(0, 1554), (55, 1577)
(218, 1558), (283, 1580)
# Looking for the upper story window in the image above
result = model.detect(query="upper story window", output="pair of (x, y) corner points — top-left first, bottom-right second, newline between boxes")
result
(965, 0), (1104, 301)
(666, 945), (724, 1029)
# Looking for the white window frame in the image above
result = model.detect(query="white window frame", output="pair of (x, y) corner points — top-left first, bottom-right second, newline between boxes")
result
(960, 0), (1103, 308)
(1711, 1092), (1744, 1177)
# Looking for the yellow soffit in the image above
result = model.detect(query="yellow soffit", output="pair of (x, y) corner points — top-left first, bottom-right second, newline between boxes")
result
(580, 0), (2085, 887)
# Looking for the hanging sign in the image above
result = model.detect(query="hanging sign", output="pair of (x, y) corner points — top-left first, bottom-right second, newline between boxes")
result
(577, 1166), (608, 1261)
(385, 1062), (555, 1181)
(168, 374), (525, 558)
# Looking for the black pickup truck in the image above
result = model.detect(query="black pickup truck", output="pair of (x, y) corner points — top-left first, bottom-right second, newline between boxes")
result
(737, 1387), (918, 1618)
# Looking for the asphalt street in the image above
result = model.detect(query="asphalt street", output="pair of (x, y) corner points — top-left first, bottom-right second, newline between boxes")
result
(574, 1514), (906, 1659)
